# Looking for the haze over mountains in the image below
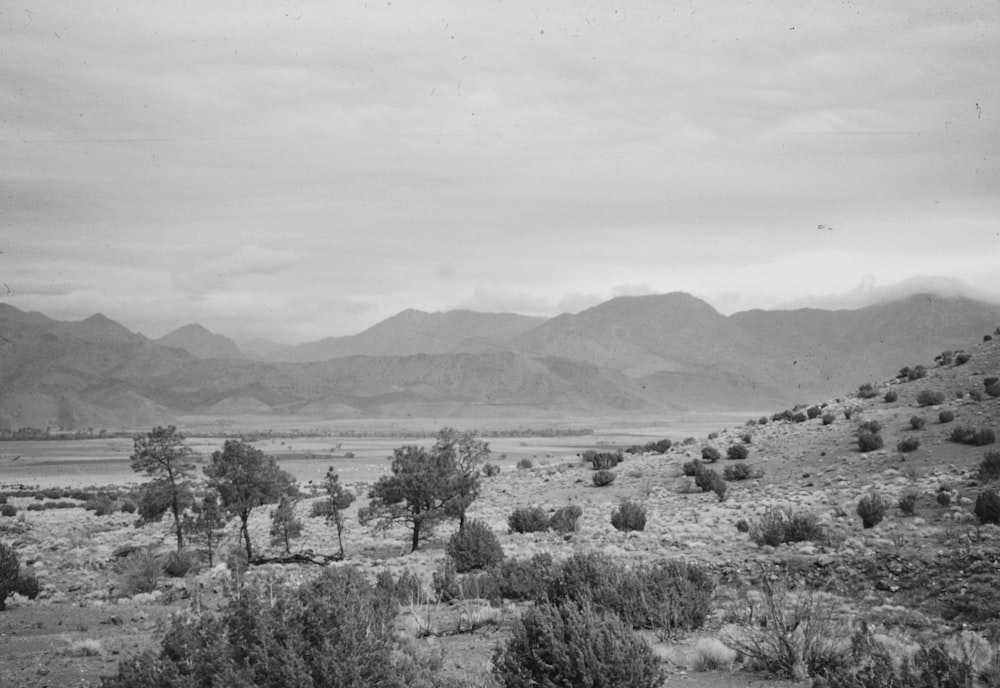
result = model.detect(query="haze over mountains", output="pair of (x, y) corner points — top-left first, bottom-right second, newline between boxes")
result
(2, 291), (999, 431)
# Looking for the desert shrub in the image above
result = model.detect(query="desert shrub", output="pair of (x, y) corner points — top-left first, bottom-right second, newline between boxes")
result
(792, 412), (808, 423)
(917, 389), (946, 406)
(984, 376), (999, 388)
(492, 601), (663, 688)
(375, 567), (424, 606)
(482, 462), (501, 477)
(508, 506), (549, 534)
(936, 491), (952, 507)
(883, 390), (898, 403)
(978, 450), (1000, 483)
(1, 542), (39, 610)
(939, 409), (955, 423)
(26, 503), (45, 512)
(548, 505), (582, 533)
(727, 444), (749, 460)
(611, 500), (646, 532)
(750, 506), (825, 547)
(723, 576), (850, 680)
(936, 350), (954, 365)
(516, 458), (533, 470)
(856, 491), (889, 528)
(898, 490), (919, 516)
(701, 446), (721, 463)
(84, 497), (115, 516)
(14, 569), (39, 600)
(119, 547), (162, 596)
(708, 431), (719, 440)
(736, 519), (750, 533)
(822, 413), (835, 425)
(950, 425), (996, 446)
(758, 416), (768, 425)
(857, 420), (882, 434)
(772, 410), (793, 422)
(119, 500), (137, 514)
(897, 437), (920, 453)
(969, 389), (984, 402)
(0, 505), (14, 518)
(974, 490), (1000, 525)
(592, 469), (616, 487)
(724, 463), (754, 481)
(162, 549), (199, 578)
(987, 383), (1000, 398)
(858, 383), (877, 399)
(644, 439), (673, 454)
(910, 415), (926, 430)
(682, 459), (701, 477)
(807, 406), (822, 419)
(447, 519), (505, 572)
(488, 553), (555, 602)
(589, 451), (623, 470)
(694, 463), (726, 498)
(956, 352), (971, 365)
(104, 566), (443, 688)
(857, 431), (884, 452)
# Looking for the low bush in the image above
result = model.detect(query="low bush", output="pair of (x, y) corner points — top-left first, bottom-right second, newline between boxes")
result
(950, 425), (996, 446)
(856, 491), (889, 528)
(917, 389), (946, 406)
(956, 352), (971, 365)
(969, 389), (984, 402)
(939, 409), (955, 423)
(897, 437), (920, 453)
(858, 383), (877, 399)
(987, 383), (1000, 398)
(858, 420), (882, 434)
(883, 390), (898, 403)
(974, 490), (1000, 525)
(1, 542), (40, 610)
(701, 446), (721, 463)
(592, 469), (616, 487)
(843, 407), (856, 420)
(978, 450), (1000, 483)
(735, 519), (750, 533)
(587, 451), (623, 470)
(910, 415), (926, 430)
(447, 520), (505, 572)
(611, 500), (646, 532)
(516, 458), (533, 470)
(792, 412), (808, 423)
(984, 376), (999, 388)
(644, 439), (673, 454)
(739, 431), (752, 444)
(724, 463), (754, 481)
(682, 459), (701, 477)
(822, 413), (835, 425)
(898, 490), (919, 516)
(807, 406), (822, 419)
(548, 505), (582, 533)
(936, 491), (952, 507)
(694, 464), (727, 500)
(0, 505), (16, 517)
(162, 549), (199, 578)
(508, 506), (549, 534)
(749, 506), (825, 547)
(492, 601), (663, 688)
(482, 462), (501, 477)
(857, 431), (884, 452)
(727, 444), (749, 460)
(118, 546), (162, 596)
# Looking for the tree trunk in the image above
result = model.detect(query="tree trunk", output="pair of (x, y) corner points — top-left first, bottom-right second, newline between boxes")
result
(240, 514), (253, 560)
(334, 515), (345, 558)
(410, 520), (421, 552)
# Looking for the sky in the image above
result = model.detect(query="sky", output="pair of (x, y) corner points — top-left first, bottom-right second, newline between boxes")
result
(2, 1), (999, 344)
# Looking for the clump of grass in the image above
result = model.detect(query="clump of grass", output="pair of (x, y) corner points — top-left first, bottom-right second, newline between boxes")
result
(119, 546), (162, 596)
(690, 637), (737, 672)
(910, 416), (926, 430)
(939, 409), (955, 423)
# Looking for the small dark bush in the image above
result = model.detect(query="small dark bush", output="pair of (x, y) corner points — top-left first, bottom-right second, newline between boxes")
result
(119, 500), (137, 514)
(758, 416), (768, 425)
(857, 431), (884, 452)
(807, 406), (822, 419)
(984, 377), (999, 388)
(548, 505), (582, 533)
(950, 425), (996, 446)
(516, 458), (533, 470)
(1, 542), (30, 610)
(897, 437), (920, 453)
(908, 365), (928, 381)
(447, 519), (505, 572)
(163, 550), (199, 578)
(978, 450), (1000, 483)
(589, 451), (624, 470)
(857, 491), (888, 528)
(974, 490), (1000, 525)
(724, 463), (754, 481)
(0, 505), (16, 517)
(727, 444), (749, 460)
(735, 518), (750, 533)
(739, 431), (752, 444)
(822, 413), (835, 425)
(858, 420), (882, 434)
(592, 470), (616, 487)
(749, 506), (825, 547)
(956, 352), (971, 365)
(917, 389), (946, 406)
(939, 409), (955, 423)
(482, 462), (501, 477)
(792, 412), (808, 423)
(935, 350), (954, 366)
(681, 459), (701, 477)
(858, 383), (877, 399)
(883, 390), (898, 403)
(936, 491), (952, 507)
(508, 506), (550, 534)
(14, 570), (39, 600)
(910, 416), (926, 430)
(844, 406), (858, 420)
(645, 439), (673, 454)
(701, 446), (721, 463)
(26, 503), (44, 512)
(611, 500), (647, 532)
(987, 383), (1000, 398)
(708, 432), (719, 440)
(693, 463), (724, 494)
(898, 490), (919, 516)
(492, 601), (663, 688)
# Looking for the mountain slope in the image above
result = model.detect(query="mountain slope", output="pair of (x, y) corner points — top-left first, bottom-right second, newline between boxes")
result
(157, 324), (245, 360)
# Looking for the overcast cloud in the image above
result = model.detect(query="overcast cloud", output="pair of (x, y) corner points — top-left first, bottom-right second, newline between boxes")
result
(2, 1), (998, 343)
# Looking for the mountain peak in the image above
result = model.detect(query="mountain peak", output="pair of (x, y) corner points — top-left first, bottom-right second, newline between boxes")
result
(158, 323), (245, 360)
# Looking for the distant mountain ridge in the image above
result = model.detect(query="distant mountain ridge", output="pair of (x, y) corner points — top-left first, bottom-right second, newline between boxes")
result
(2, 291), (999, 430)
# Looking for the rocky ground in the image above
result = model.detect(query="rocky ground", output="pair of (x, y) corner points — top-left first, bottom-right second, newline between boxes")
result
(1, 333), (999, 687)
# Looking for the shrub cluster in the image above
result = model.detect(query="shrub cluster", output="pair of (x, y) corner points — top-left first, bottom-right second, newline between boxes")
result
(508, 505), (583, 534)
(726, 444), (749, 460)
(610, 500), (646, 532)
(583, 450), (623, 470)
(857, 383), (877, 399)
(626, 439), (672, 454)
(0, 542), (39, 610)
(978, 450), (1000, 483)
(974, 490), (1000, 525)
(723, 463), (756, 481)
(807, 406), (823, 419)
(749, 506), (825, 547)
(917, 389), (946, 406)
(898, 365), (928, 381)
(447, 520), (505, 572)
(856, 491), (888, 528)
(822, 413), (835, 425)
(896, 437), (920, 453)
(592, 469), (616, 487)
(939, 409), (955, 423)
(949, 425), (996, 446)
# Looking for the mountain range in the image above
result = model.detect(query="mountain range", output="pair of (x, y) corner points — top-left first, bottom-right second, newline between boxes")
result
(1, 292), (999, 430)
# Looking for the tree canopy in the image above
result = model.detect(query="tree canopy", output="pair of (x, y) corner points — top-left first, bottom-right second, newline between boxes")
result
(129, 426), (195, 550)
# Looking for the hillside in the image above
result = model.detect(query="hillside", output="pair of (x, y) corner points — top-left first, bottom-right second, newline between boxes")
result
(156, 324), (245, 360)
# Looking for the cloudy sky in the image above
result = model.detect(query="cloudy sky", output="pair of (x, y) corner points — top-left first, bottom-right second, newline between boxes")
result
(2, 1), (998, 344)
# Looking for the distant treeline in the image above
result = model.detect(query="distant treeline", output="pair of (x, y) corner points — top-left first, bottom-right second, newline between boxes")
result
(0, 427), (125, 441)
(203, 427), (595, 441)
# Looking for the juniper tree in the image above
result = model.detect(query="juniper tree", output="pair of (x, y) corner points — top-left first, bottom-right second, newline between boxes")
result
(130, 426), (195, 550)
